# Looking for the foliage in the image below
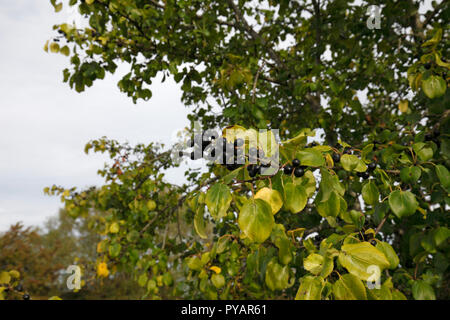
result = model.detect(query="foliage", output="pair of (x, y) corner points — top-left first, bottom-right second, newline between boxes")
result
(43, 0), (449, 299)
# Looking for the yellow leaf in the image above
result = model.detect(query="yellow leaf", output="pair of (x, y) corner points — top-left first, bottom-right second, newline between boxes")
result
(97, 262), (109, 278)
(147, 200), (157, 211)
(109, 222), (119, 234)
(86, 0), (96, 4)
(398, 100), (409, 113)
(209, 266), (222, 274)
(254, 187), (283, 214)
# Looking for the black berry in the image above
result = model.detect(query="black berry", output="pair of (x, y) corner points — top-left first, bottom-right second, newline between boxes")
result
(292, 158), (300, 167)
(332, 153), (340, 163)
(283, 165), (293, 175)
(294, 167), (305, 178)
(362, 171), (370, 179)
(23, 294), (30, 300)
(368, 162), (377, 171)
(424, 62), (431, 69)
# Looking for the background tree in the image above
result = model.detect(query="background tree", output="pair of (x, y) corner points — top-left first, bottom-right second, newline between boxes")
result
(43, 0), (449, 299)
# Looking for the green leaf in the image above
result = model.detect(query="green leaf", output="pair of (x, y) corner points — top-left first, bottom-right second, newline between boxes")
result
(388, 190), (418, 218)
(108, 243), (121, 258)
(265, 259), (290, 291)
(303, 253), (325, 275)
(341, 154), (367, 172)
(187, 257), (203, 271)
(413, 142), (433, 161)
(295, 276), (324, 300)
(400, 166), (421, 184)
(294, 170), (316, 197)
(138, 273), (148, 287)
(316, 191), (340, 218)
(435, 165), (450, 190)
(361, 181), (379, 205)
(376, 241), (399, 269)
(333, 273), (367, 300)
(238, 198), (274, 243)
(295, 149), (325, 167)
(434, 227), (450, 247)
(283, 182), (307, 213)
(412, 281), (436, 300)
(422, 75), (446, 99)
(211, 274), (225, 289)
(205, 183), (232, 221)
(338, 242), (390, 280)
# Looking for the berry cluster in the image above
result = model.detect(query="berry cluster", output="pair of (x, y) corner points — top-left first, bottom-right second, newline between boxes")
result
(180, 133), (268, 173)
(282, 158), (306, 178)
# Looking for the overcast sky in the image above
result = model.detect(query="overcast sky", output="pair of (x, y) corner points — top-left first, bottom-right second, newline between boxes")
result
(0, 1), (438, 232)
(0, 1), (196, 231)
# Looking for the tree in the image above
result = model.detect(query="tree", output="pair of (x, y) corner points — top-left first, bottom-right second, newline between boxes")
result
(45, 0), (449, 299)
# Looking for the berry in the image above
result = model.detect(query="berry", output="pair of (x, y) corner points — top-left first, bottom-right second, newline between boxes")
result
(292, 158), (300, 167)
(425, 133), (433, 141)
(247, 165), (257, 177)
(294, 167), (305, 178)
(283, 165), (293, 175)
(310, 142), (317, 147)
(368, 162), (377, 171)
(178, 150), (184, 157)
(370, 239), (377, 246)
(332, 153), (340, 163)
(227, 164), (239, 171)
(23, 294), (30, 300)
(362, 171), (370, 179)
(424, 62), (431, 69)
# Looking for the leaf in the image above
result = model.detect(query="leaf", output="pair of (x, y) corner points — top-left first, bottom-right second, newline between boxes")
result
(294, 170), (316, 197)
(60, 46), (70, 56)
(187, 257), (203, 271)
(265, 259), (290, 291)
(399, 166), (421, 184)
(338, 242), (390, 280)
(295, 276), (324, 300)
(316, 191), (340, 218)
(341, 154), (367, 172)
(398, 100), (409, 113)
(388, 190), (418, 218)
(412, 281), (436, 300)
(435, 165), (450, 190)
(295, 149), (325, 167)
(147, 200), (157, 211)
(205, 183), (232, 221)
(333, 273), (367, 300)
(50, 42), (60, 53)
(0, 272), (11, 285)
(361, 181), (379, 205)
(86, 0), (95, 4)
(376, 242), (399, 269)
(283, 183), (307, 213)
(108, 243), (121, 258)
(238, 198), (274, 243)
(138, 273), (148, 287)
(211, 274), (225, 289)
(413, 142), (434, 161)
(209, 266), (221, 274)
(303, 253), (332, 277)
(434, 227), (450, 247)
(194, 210), (208, 239)
(422, 75), (446, 99)
(255, 187), (283, 214)
(109, 222), (119, 234)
